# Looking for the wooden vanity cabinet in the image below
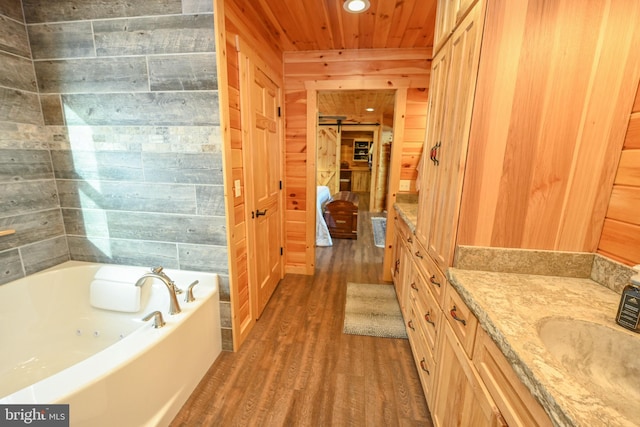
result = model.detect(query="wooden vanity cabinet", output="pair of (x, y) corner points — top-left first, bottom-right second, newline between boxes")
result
(405, 290), (438, 402)
(392, 215), (414, 311)
(432, 321), (505, 427)
(473, 328), (553, 427)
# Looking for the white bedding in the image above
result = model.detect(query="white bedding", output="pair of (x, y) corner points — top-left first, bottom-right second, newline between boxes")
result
(316, 186), (333, 246)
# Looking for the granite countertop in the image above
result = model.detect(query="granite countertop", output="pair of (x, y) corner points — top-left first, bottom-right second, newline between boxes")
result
(448, 267), (638, 427)
(392, 203), (639, 427)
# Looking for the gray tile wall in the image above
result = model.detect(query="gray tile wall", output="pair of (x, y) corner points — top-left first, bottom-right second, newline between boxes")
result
(0, 1), (70, 282)
(0, 0), (232, 351)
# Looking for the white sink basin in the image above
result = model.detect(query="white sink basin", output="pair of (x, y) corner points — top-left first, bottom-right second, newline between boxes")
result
(537, 317), (640, 421)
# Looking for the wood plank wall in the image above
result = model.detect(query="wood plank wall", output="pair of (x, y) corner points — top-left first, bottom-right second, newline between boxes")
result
(283, 49), (431, 274)
(457, 0), (640, 255)
(598, 85), (640, 266)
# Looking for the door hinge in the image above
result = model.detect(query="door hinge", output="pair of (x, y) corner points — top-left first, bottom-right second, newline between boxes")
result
(278, 106), (281, 117)
(280, 247), (283, 256)
(279, 180), (282, 190)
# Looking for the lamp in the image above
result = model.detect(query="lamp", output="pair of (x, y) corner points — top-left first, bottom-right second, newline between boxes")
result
(343, 0), (370, 13)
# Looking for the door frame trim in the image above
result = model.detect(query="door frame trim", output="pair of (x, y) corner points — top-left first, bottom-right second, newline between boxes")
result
(304, 79), (410, 280)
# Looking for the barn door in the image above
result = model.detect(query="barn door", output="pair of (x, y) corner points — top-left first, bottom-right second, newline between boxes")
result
(317, 126), (340, 194)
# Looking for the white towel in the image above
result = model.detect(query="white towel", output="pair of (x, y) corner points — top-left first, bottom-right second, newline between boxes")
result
(90, 279), (142, 312)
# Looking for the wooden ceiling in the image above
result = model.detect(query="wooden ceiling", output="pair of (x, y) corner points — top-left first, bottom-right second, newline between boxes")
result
(250, 0), (437, 51)
(318, 90), (396, 124)
(240, 0), (437, 123)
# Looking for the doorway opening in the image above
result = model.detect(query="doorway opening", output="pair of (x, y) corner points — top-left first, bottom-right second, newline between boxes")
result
(314, 90), (395, 254)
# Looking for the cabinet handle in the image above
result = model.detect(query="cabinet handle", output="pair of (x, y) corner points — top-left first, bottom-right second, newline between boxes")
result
(255, 209), (267, 217)
(429, 275), (441, 288)
(394, 259), (400, 274)
(450, 305), (467, 326)
(420, 358), (430, 375)
(407, 236), (413, 243)
(430, 142), (441, 166)
(410, 282), (419, 291)
(424, 311), (435, 327)
(414, 251), (424, 259)
(336, 220), (346, 224)
(407, 320), (415, 331)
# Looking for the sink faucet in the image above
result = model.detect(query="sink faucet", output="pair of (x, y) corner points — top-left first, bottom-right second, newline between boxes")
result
(135, 267), (181, 315)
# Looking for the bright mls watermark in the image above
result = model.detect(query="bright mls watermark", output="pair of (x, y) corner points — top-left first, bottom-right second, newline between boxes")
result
(0, 405), (69, 426)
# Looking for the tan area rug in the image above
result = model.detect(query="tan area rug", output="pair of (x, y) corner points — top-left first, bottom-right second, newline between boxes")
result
(343, 282), (407, 339)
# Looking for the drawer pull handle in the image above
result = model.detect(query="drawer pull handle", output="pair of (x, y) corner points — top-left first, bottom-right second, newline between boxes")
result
(336, 220), (346, 224)
(424, 311), (435, 327)
(407, 320), (415, 331)
(410, 282), (419, 291)
(429, 275), (441, 288)
(414, 251), (424, 259)
(450, 305), (467, 326)
(420, 358), (430, 375)
(407, 236), (413, 243)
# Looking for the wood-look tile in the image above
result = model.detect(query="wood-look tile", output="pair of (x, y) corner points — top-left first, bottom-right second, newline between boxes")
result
(0, 0), (24, 22)
(0, 52), (36, 92)
(22, 0), (181, 24)
(93, 15), (214, 56)
(34, 57), (148, 93)
(61, 92), (219, 126)
(0, 87), (42, 125)
(0, 15), (30, 57)
(148, 53), (217, 91)
(28, 22), (96, 60)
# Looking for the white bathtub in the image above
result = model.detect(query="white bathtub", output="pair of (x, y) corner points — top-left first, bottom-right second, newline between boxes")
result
(0, 261), (222, 426)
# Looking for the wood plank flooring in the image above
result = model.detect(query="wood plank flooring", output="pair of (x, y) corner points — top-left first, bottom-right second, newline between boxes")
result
(171, 194), (432, 426)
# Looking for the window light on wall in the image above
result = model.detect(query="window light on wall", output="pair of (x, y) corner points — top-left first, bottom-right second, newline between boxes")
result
(343, 0), (370, 13)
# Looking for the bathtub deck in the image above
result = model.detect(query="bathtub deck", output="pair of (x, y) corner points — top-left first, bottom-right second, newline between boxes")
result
(170, 199), (432, 426)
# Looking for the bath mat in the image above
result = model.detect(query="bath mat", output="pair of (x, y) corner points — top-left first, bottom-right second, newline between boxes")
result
(371, 216), (387, 248)
(343, 283), (407, 339)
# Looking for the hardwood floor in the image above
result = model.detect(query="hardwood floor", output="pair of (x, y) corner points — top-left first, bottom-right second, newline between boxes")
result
(171, 194), (432, 426)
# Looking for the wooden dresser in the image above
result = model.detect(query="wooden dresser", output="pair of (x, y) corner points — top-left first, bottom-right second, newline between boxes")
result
(323, 192), (358, 239)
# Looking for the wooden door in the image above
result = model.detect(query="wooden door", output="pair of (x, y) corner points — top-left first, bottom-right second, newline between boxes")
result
(317, 126), (340, 194)
(426, 3), (483, 272)
(242, 55), (284, 318)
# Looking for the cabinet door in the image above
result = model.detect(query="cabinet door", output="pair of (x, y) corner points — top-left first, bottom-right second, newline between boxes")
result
(426, 3), (484, 272)
(432, 322), (505, 427)
(415, 41), (449, 247)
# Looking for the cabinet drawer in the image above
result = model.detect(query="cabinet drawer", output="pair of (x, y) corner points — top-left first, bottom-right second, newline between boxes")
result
(406, 301), (437, 401)
(412, 240), (446, 306)
(473, 328), (553, 427)
(395, 215), (413, 245)
(408, 271), (441, 352)
(443, 281), (478, 358)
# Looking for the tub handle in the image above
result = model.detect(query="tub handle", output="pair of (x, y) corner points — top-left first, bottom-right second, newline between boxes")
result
(185, 280), (199, 302)
(142, 311), (166, 328)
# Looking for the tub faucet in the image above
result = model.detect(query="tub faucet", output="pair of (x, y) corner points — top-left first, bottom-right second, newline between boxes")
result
(135, 268), (181, 315)
(151, 266), (183, 294)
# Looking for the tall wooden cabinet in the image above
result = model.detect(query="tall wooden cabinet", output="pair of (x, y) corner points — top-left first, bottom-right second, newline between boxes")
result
(416, 2), (484, 273)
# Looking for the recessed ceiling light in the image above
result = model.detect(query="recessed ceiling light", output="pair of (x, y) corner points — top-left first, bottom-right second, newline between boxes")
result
(343, 0), (370, 14)
(366, 108), (375, 112)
